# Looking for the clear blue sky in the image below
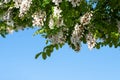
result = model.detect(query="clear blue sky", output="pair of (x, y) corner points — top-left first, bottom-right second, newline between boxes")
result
(0, 28), (120, 80)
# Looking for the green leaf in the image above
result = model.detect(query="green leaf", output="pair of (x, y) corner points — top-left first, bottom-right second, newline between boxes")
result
(35, 52), (42, 59)
(0, 34), (6, 38)
(42, 53), (47, 60)
(46, 40), (49, 44)
(55, 44), (59, 50)
(46, 52), (51, 57)
(96, 44), (100, 49)
(109, 43), (113, 47)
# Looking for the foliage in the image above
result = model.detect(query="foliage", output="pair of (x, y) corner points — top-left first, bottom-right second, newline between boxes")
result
(0, 0), (120, 59)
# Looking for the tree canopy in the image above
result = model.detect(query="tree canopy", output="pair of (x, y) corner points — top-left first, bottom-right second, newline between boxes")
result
(0, 0), (120, 59)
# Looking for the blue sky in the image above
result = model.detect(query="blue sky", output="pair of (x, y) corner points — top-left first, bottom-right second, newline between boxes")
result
(0, 28), (120, 80)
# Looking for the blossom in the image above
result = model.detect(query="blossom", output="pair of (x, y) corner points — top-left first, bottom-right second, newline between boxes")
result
(6, 20), (14, 27)
(71, 23), (84, 51)
(3, 10), (11, 20)
(52, 0), (62, 6)
(53, 6), (62, 18)
(32, 11), (46, 27)
(13, 0), (22, 8)
(49, 6), (64, 29)
(48, 30), (66, 44)
(56, 18), (64, 27)
(19, 0), (32, 17)
(49, 18), (54, 29)
(68, 0), (81, 7)
(49, 16), (64, 29)
(80, 11), (93, 25)
(2, 7), (15, 26)
(86, 32), (96, 50)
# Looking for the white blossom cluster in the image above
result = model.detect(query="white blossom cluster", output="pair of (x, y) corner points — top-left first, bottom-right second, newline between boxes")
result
(80, 11), (93, 25)
(13, 0), (22, 8)
(71, 23), (84, 50)
(19, 0), (32, 17)
(49, 6), (64, 29)
(49, 30), (66, 44)
(49, 16), (64, 29)
(49, 16), (54, 29)
(2, 7), (14, 31)
(86, 32), (96, 50)
(3, 9), (11, 21)
(53, 6), (62, 18)
(117, 20), (120, 33)
(48, 7), (65, 44)
(1, 0), (33, 33)
(52, 0), (62, 6)
(52, 0), (81, 7)
(70, 11), (94, 50)
(68, 0), (81, 7)
(0, 3), (15, 34)
(32, 11), (46, 27)
(2, 0), (32, 17)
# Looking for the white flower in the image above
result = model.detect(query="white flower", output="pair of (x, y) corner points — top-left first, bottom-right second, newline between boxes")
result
(19, 0), (32, 17)
(32, 11), (46, 27)
(56, 18), (64, 27)
(68, 0), (81, 7)
(86, 32), (96, 50)
(13, 0), (22, 8)
(53, 6), (62, 18)
(49, 18), (54, 29)
(6, 20), (14, 26)
(71, 24), (84, 50)
(48, 30), (66, 44)
(49, 6), (64, 29)
(80, 11), (93, 25)
(49, 15), (64, 29)
(3, 11), (11, 20)
(52, 0), (62, 6)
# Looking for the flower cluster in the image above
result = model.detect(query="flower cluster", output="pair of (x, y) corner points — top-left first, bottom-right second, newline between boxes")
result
(13, 0), (22, 8)
(3, 10), (11, 21)
(2, 10), (14, 33)
(53, 6), (62, 18)
(52, 0), (62, 6)
(48, 30), (66, 44)
(49, 6), (64, 29)
(32, 11), (46, 27)
(52, 0), (81, 7)
(68, 0), (81, 7)
(71, 24), (84, 51)
(86, 32), (96, 50)
(70, 11), (93, 51)
(2, 7), (14, 27)
(48, 6), (65, 44)
(49, 16), (54, 29)
(19, 0), (32, 17)
(80, 11), (93, 25)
